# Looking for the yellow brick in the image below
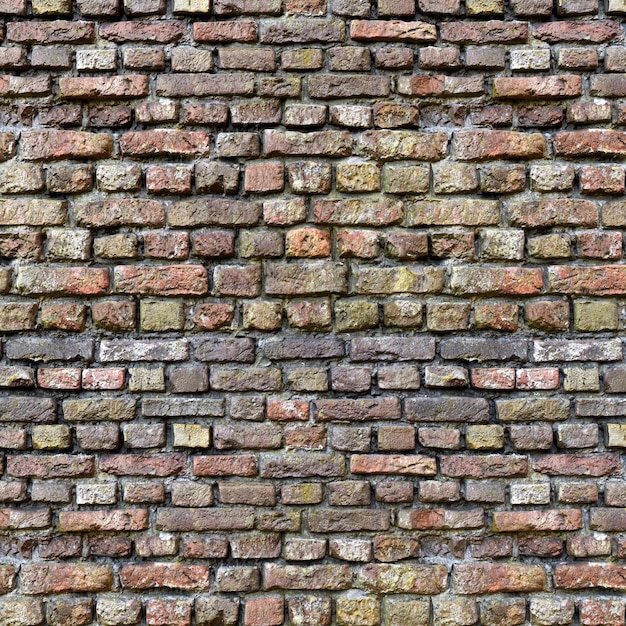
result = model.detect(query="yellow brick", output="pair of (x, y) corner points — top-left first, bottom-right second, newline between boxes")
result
(466, 425), (504, 450)
(32, 425), (71, 450)
(173, 423), (210, 448)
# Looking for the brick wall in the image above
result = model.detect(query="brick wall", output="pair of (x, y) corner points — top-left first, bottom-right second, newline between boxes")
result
(0, 0), (625, 624)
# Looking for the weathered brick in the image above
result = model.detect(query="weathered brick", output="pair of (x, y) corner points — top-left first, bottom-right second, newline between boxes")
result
(358, 564), (448, 594)
(534, 20), (620, 43)
(455, 130), (545, 160)
(21, 564), (112, 594)
(59, 509), (148, 532)
(358, 130), (447, 160)
(59, 75), (148, 99)
(554, 564), (626, 590)
(494, 75), (581, 98)
(21, 130), (112, 161)
(121, 564), (210, 591)
(7, 21), (95, 43)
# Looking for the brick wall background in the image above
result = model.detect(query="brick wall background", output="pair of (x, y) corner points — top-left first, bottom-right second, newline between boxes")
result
(0, 0), (626, 624)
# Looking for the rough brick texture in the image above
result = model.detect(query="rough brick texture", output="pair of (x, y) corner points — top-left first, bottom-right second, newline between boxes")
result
(0, 0), (625, 624)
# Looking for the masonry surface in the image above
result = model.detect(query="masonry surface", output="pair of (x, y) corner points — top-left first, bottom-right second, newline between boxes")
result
(1, 0), (626, 625)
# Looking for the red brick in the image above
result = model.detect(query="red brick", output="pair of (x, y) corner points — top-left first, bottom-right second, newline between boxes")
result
(114, 265), (208, 296)
(245, 162), (285, 192)
(548, 265), (626, 295)
(534, 20), (620, 43)
(192, 232), (235, 259)
(82, 368), (125, 390)
(20, 564), (112, 594)
(516, 368), (559, 390)
(7, 21), (95, 43)
(454, 130), (546, 160)
(193, 455), (258, 476)
(0, 75), (51, 97)
(120, 130), (211, 157)
(350, 20), (436, 42)
(193, 20), (258, 42)
(579, 600), (625, 626)
(493, 510), (582, 532)
(555, 130), (626, 157)
(59, 509), (148, 532)
(7, 454), (94, 478)
(245, 597), (284, 626)
(554, 564), (626, 590)
(193, 303), (235, 329)
(146, 599), (192, 626)
(398, 508), (483, 529)
(441, 21), (528, 43)
(471, 368), (515, 390)
(121, 564), (210, 591)
(20, 130), (113, 161)
(0, 508), (50, 529)
(156, 73), (255, 96)
(454, 564), (546, 594)
(100, 20), (186, 42)
(37, 367), (81, 390)
(350, 454), (436, 475)
(441, 455), (528, 477)
(533, 453), (620, 476)
(100, 454), (186, 476)
(268, 400), (309, 421)
(493, 75), (581, 99)
(398, 74), (484, 97)
(59, 75), (148, 99)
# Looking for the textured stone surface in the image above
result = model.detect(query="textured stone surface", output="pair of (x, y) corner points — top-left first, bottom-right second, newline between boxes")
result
(0, 0), (623, 618)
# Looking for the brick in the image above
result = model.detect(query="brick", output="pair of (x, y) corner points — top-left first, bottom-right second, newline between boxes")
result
(454, 130), (545, 160)
(406, 397), (489, 422)
(120, 564), (209, 591)
(555, 130), (626, 157)
(533, 453), (620, 476)
(359, 130), (447, 160)
(554, 564), (626, 590)
(114, 265), (208, 295)
(59, 75), (148, 99)
(7, 21), (95, 43)
(455, 564), (546, 594)
(260, 18), (345, 43)
(407, 199), (498, 226)
(264, 563), (351, 590)
(350, 20), (436, 42)
(20, 564), (112, 594)
(59, 509), (148, 532)
(172, 199), (260, 227)
(264, 129), (351, 156)
(493, 75), (581, 99)
(508, 198), (596, 228)
(357, 564), (447, 594)
(449, 267), (542, 295)
(76, 198), (164, 227)
(441, 454), (528, 477)
(493, 510), (582, 532)
(398, 74), (484, 97)
(120, 130), (210, 157)
(534, 20), (620, 43)
(21, 130), (112, 161)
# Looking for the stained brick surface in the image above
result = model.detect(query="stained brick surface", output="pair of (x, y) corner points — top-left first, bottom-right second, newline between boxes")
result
(0, 0), (625, 624)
